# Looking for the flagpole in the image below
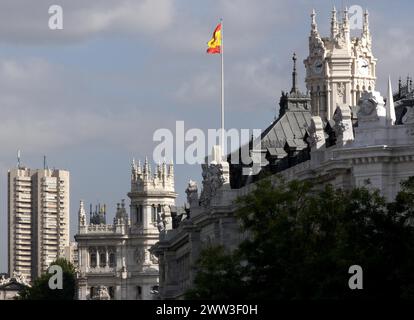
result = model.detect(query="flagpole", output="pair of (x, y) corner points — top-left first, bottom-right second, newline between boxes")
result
(220, 18), (225, 160)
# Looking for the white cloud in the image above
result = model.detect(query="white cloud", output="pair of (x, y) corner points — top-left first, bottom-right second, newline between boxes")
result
(175, 73), (219, 104)
(174, 54), (289, 113)
(0, 58), (173, 155)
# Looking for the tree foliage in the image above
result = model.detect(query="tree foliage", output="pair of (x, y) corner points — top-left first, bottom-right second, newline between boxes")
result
(186, 177), (414, 300)
(18, 258), (76, 300)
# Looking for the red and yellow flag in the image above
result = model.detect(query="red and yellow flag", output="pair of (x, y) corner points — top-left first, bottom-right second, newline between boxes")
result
(207, 23), (221, 54)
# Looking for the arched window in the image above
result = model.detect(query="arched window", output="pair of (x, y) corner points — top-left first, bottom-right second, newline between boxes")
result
(100, 252), (106, 267)
(109, 253), (116, 267)
(90, 252), (97, 268)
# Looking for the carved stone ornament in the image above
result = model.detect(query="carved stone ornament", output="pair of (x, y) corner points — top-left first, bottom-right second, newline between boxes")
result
(91, 285), (111, 300)
(306, 116), (325, 149)
(310, 34), (325, 56)
(157, 207), (171, 233)
(337, 82), (345, 97)
(80, 214), (86, 226)
(12, 271), (30, 286)
(335, 31), (346, 49)
(150, 253), (158, 264)
(185, 180), (199, 207)
(357, 91), (386, 124)
(0, 274), (10, 286)
(199, 163), (226, 207)
(134, 248), (145, 265)
(333, 105), (354, 145)
(358, 95), (377, 117)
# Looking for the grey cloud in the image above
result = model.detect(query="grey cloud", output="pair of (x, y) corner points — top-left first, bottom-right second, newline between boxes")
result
(0, 0), (175, 44)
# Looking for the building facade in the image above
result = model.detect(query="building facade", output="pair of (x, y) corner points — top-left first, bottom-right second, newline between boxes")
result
(151, 8), (414, 299)
(64, 242), (79, 268)
(75, 159), (176, 300)
(304, 8), (376, 120)
(8, 167), (70, 282)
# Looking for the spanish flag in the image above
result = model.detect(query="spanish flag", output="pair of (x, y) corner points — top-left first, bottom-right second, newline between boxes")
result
(207, 23), (221, 54)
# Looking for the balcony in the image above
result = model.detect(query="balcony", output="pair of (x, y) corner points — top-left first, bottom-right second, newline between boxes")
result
(87, 266), (116, 274)
(87, 224), (115, 233)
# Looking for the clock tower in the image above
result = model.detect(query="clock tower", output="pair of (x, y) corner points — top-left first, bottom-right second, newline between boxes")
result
(304, 8), (377, 120)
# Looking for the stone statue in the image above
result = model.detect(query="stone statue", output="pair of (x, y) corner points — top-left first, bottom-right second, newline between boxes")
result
(198, 146), (230, 207)
(150, 253), (158, 264)
(337, 82), (346, 97)
(186, 180), (199, 208)
(357, 91), (386, 126)
(199, 163), (226, 207)
(91, 285), (111, 300)
(334, 31), (346, 49)
(358, 94), (377, 117)
(333, 104), (354, 145)
(155, 205), (172, 233)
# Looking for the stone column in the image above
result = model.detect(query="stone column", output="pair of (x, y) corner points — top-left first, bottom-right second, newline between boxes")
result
(96, 248), (100, 268)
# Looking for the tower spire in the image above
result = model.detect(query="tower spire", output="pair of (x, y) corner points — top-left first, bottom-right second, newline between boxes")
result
(331, 6), (338, 38)
(131, 158), (136, 181)
(386, 76), (396, 125)
(290, 52), (298, 94)
(310, 9), (319, 36)
(363, 9), (369, 30)
(342, 7), (350, 33)
(137, 159), (142, 174)
(362, 9), (370, 39)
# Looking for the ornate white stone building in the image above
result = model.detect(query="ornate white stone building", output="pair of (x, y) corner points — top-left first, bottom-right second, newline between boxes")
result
(75, 159), (176, 300)
(304, 8), (376, 120)
(151, 8), (414, 299)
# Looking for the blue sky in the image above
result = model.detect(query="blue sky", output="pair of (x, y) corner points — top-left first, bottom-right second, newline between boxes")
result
(0, 0), (413, 273)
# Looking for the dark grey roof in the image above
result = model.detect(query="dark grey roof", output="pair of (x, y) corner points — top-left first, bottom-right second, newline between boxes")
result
(266, 147), (287, 158)
(285, 138), (308, 150)
(260, 110), (312, 149)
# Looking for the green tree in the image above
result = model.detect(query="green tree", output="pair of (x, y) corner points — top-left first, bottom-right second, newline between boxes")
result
(185, 246), (246, 299)
(187, 177), (414, 300)
(18, 258), (76, 300)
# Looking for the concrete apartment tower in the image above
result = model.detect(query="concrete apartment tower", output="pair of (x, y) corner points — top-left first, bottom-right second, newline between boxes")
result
(8, 164), (70, 282)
